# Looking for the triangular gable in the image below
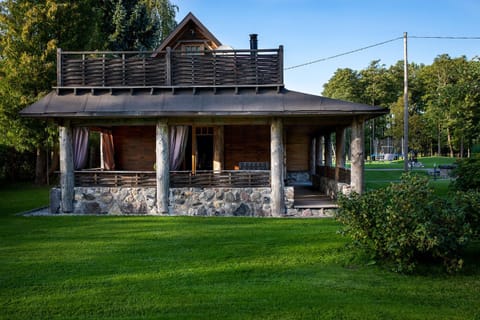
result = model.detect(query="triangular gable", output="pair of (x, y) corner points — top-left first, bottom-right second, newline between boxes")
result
(153, 12), (222, 55)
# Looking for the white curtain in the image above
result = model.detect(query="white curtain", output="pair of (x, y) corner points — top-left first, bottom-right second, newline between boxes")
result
(73, 127), (89, 170)
(169, 126), (189, 170)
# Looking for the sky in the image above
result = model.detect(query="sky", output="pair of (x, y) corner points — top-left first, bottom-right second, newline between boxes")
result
(174, 0), (480, 95)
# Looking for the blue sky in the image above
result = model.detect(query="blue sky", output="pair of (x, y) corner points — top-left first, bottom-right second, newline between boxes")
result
(174, 0), (480, 95)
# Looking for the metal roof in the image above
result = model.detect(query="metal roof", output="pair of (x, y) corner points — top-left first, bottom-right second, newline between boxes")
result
(20, 87), (388, 119)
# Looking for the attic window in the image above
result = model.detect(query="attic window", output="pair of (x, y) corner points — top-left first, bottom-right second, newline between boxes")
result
(182, 44), (203, 55)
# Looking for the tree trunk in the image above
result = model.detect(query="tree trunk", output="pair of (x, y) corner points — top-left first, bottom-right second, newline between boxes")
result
(447, 127), (454, 158)
(34, 146), (47, 185)
(49, 146), (59, 176)
(437, 125), (441, 156)
(460, 136), (464, 158)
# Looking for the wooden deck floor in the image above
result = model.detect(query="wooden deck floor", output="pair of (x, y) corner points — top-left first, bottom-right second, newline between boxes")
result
(293, 185), (338, 209)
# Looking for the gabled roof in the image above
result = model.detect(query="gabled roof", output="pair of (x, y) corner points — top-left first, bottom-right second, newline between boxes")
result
(153, 12), (222, 55)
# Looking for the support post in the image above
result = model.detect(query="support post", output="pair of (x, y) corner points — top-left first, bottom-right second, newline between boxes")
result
(316, 135), (324, 167)
(335, 127), (346, 181)
(309, 137), (316, 176)
(213, 126), (224, 171)
(270, 118), (285, 216)
(350, 117), (365, 194)
(324, 133), (332, 167)
(403, 32), (410, 172)
(59, 122), (74, 213)
(156, 120), (170, 214)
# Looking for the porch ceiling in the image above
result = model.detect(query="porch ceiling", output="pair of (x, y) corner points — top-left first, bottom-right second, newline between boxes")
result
(21, 87), (388, 120)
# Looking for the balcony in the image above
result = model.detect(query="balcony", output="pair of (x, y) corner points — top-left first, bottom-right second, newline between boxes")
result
(56, 47), (284, 92)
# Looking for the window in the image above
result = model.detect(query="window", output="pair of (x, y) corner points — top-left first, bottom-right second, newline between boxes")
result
(182, 45), (203, 56)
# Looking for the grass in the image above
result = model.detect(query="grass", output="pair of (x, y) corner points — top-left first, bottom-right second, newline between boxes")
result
(363, 156), (457, 169)
(1, 158), (478, 319)
(1, 214), (480, 319)
(364, 156), (458, 196)
(0, 182), (50, 215)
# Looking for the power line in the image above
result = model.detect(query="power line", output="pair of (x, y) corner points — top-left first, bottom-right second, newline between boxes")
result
(284, 37), (403, 70)
(284, 35), (480, 71)
(410, 35), (480, 40)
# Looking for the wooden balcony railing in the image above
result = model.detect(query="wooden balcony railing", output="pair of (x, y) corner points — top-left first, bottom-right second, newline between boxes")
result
(57, 47), (283, 89)
(74, 170), (271, 188)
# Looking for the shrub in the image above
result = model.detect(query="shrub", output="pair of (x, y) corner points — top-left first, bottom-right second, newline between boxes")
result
(451, 154), (480, 192)
(454, 190), (480, 239)
(336, 173), (472, 273)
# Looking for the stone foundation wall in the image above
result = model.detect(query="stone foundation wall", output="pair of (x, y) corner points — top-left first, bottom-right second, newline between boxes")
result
(312, 175), (351, 199)
(50, 186), (295, 217)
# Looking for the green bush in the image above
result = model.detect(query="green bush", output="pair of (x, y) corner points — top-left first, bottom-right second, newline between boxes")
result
(454, 190), (480, 239)
(451, 154), (480, 192)
(337, 173), (472, 273)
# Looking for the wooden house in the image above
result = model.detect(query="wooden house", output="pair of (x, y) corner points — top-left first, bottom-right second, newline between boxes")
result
(21, 12), (388, 216)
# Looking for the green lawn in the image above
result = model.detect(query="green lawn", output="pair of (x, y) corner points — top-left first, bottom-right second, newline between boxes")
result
(1, 182), (480, 319)
(363, 156), (457, 169)
(364, 156), (458, 195)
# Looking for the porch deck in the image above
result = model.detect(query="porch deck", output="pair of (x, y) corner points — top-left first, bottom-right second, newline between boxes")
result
(293, 185), (338, 209)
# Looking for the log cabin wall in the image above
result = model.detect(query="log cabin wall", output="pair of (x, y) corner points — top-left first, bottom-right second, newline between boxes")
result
(113, 126), (156, 171)
(285, 125), (311, 171)
(224, 125), (270, 170)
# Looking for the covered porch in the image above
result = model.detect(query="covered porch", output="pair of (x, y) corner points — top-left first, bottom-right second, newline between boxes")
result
(24, 86), (385, 217)
(51, 113), (364, 216)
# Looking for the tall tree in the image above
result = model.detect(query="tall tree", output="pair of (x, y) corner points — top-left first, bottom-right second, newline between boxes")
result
(420, 55), (479, 157)
(0, 0), (178, 183)
(0, 0), (103, 183)
(103, 0), (177, 51)
(322, 68), (364, 103)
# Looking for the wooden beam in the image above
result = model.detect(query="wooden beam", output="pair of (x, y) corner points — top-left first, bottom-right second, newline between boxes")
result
(270, 118), (285, 216)
(350, 117), (365, 194)
(213, 126), (224, 171)
(59, 122), (74, 213)
(156, 120), (170, 214)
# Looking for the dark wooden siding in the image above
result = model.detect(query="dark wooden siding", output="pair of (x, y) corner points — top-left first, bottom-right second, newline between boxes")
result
(224, 125), (270, 170)
(113, 126), (155, 171)
(286, 126), (310, 171)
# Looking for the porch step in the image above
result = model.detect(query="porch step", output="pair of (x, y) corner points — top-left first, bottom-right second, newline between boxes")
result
(293, 201), (338, 209)
(293, 185), (338, 209)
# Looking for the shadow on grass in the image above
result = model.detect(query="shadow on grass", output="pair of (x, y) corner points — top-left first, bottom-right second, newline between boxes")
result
(2, 216), (480, 319)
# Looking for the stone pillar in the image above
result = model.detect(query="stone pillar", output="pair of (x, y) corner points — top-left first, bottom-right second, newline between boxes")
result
(59, 122), (74, 213)
(316, 135), (324, 167)
(324, 133), (332, 167)
(156, 120), (170, 214)
(270, 118), (285, 216)
(351, 117), (365, 194)
(335, 127), (346, 181)
(213, 126), (224, 171)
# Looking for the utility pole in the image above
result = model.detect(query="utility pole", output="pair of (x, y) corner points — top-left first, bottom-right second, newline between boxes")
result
(403, 32), (409, 172)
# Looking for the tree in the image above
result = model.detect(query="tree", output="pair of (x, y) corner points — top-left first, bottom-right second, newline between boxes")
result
(323, 55), (480, 158)
(0, 0), (104, 183)
(102, 0), (177, 51)
(0, 0), (178, 183)
(322, 68), (364, 103)
(420, 55), (479, 157)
